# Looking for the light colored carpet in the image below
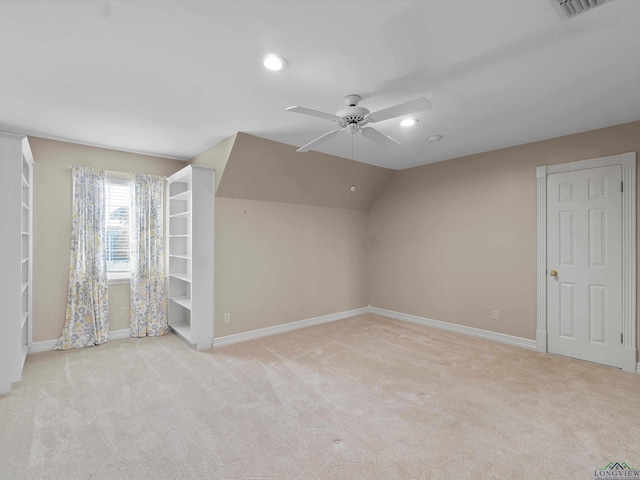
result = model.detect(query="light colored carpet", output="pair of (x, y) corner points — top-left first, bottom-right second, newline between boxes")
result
(1, 314), (639, 479)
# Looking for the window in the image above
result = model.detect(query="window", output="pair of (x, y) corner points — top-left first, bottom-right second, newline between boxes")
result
(105, 176), (131, 282)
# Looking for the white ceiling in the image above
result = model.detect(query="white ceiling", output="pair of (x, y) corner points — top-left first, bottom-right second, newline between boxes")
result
(1, 0), (639, 170)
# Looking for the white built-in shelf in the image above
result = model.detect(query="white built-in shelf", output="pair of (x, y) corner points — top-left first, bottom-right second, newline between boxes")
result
(166, 165), (213, 351)
(170, 273), (192, 283)
(170, 322), (191, 342)
(169, 211), (191, 219)
(169, 190), (191, 201)
(171, 296), (192, 310)
(1, 132), (33, 395)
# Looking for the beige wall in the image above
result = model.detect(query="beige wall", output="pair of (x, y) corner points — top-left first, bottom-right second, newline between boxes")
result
(214, 198), (369, 336)
(30, 137), (185, 342)
(190, 133), (237, 192)
(29, 119), (640, 353)
(217, 133), (396, 211)
(369, 121), (640, 349)
(191, 133), (388, 338)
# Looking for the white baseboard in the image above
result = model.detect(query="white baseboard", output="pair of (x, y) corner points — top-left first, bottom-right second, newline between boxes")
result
(28, 339), (58, 354)
(212, 307), (369, 347)
(619, 346), (638, 374)
(28, 328), (131, 354)
(536, 330), (547, 353)
(28, 313), (635, 373)
(371, 308), (638, 373)
(212, 306), (536, 352)
(368, 306), (537, 351)
(109, 329), (131, 341)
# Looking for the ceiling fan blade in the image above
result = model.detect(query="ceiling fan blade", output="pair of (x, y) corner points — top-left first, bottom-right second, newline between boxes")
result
(361, 127), (402, 148)
(366, 97), (432, 123)
(286, 106), (342, 122)
(297, 128), (344, 152)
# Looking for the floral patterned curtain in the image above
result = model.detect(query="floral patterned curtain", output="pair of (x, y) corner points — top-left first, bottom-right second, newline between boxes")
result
(130, 173), (168, 337)
(56, 167), (109, 350)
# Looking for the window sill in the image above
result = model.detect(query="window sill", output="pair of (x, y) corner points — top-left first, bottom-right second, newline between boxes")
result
(108, 274), (131, 285)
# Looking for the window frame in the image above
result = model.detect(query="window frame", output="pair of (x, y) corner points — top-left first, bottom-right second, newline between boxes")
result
(105, 172), (132, 285)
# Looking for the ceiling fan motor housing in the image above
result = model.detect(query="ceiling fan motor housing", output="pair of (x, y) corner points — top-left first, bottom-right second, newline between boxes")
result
(337, 106), (369, 123)
(336, 94), (370, 130)
(287, 93), (432, 152)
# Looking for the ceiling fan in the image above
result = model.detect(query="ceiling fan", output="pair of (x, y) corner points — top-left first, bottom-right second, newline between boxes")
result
(286, 94), (432, 152)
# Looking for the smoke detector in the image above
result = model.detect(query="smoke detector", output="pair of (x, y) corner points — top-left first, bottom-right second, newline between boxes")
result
(550, 0), (614, 19)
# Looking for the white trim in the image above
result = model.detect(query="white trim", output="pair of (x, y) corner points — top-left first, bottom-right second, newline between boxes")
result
(536, 165), (547, 352)
(621, 160), (637, 369)
(28, 329), (131, 353)
(536, 152), (637, 373)
(24, 311), (638, 374)
(108, 275), (131, 285)
(212, 307), (369, 347)
(109, 329), (131, 341)
(28, 339), (58, 353)
(545, 152), (635, 174)
(368, 307), (536, 350)
(212, 306), (536, 350)
(105, 171), (130, 182)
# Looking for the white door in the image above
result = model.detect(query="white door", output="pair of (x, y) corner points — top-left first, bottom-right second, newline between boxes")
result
(546, 165), (623, 368)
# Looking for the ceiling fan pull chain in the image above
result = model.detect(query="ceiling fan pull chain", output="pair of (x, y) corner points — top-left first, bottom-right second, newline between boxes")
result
(351, 131), (354, 162)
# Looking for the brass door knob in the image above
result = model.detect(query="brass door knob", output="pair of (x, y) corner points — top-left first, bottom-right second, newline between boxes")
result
(550, 270), (558, 277)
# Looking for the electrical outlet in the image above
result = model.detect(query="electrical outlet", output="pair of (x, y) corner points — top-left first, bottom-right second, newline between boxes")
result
(492, 310), (499, 321)
(224, 313), (231, 323)
(119, 307), (126, 318)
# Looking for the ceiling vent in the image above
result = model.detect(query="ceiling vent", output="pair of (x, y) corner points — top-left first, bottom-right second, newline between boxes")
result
(551, 0), (614, 19)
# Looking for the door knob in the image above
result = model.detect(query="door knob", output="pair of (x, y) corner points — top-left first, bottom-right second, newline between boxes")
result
(550, 270), (558, 277)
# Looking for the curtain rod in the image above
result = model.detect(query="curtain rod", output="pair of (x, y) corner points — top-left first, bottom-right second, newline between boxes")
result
(66, 165), (166, 179)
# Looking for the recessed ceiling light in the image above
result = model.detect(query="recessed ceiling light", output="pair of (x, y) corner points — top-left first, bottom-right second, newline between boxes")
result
(263, 54), (287, 71)
(428, 135), (443, 143)
(400, 118), (418, 127)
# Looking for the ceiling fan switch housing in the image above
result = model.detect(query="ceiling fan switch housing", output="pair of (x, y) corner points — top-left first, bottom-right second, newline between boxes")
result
(344, 94), (361, 107)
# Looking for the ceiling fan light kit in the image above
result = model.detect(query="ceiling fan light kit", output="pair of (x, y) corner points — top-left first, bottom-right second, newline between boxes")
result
(287, 94), (433, 153)
(263, 53), (287, 71)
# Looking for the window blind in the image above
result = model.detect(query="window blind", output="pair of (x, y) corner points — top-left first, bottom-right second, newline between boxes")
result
(105, 177), (131, 273)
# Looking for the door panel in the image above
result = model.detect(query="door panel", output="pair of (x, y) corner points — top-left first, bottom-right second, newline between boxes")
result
(588, 209), (606, 266)
(547, 165), (622, 367)
(559, 211), (574, 265)
(559, 283), (575, 338)
(588, 285), (606, 343)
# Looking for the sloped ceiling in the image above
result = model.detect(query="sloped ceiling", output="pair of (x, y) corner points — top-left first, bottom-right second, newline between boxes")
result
(194, 133), (396, 211)
(1, 1), (640, 169)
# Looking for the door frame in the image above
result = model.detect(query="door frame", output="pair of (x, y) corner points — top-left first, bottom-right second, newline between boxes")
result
(536, 152), (637, 372)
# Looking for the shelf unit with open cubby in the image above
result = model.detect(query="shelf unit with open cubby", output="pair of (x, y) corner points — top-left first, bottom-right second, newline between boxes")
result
(165, 165), (214, 350)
